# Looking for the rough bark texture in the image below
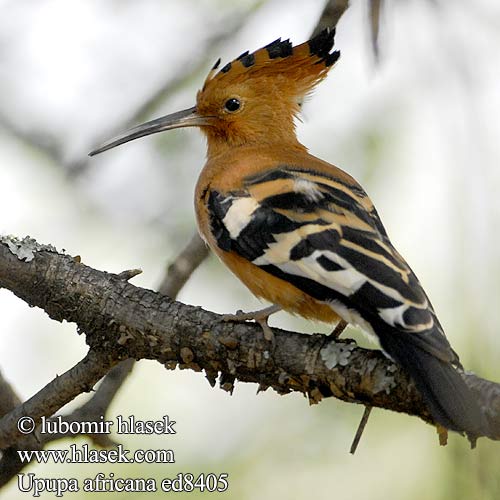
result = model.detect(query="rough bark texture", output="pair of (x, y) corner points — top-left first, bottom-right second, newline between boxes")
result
(0, 236), (498, 451)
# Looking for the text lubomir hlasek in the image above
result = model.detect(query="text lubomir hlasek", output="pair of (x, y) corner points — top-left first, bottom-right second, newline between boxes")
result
(39, 414), (176, 435)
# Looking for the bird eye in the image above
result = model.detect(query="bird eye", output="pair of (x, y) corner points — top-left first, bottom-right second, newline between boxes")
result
(224, 98), (241, 112)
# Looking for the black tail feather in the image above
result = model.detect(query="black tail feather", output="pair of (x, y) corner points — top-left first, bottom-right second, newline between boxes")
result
(377, 329), (486, 437)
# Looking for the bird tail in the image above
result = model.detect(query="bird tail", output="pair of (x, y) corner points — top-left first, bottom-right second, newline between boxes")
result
(376, 328), (487, 438)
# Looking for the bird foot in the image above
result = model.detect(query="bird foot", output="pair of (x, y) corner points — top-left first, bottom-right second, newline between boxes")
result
(222, 305), (281, 342)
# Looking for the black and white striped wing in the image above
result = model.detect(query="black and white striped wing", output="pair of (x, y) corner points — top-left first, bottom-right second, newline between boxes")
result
(208, 167), (455, 363)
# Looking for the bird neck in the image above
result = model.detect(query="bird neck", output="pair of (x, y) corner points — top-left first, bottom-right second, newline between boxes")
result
(196, 142), (312, 203)
(204, 134), (307, 161)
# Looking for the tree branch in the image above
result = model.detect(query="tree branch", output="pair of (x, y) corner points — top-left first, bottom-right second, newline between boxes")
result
(0, 347), (116, 486)
(312, 0), (350, 37)
(368, 0), (383, 61)
(158, 233), (209, 297)
(0, 357), (133, 485)
(0, 232), (203, 483)
(0, 350), (115, 450)
(0, 370), (21, 418)
(0, 235), (498, 449)
(0, 229), (206, 483)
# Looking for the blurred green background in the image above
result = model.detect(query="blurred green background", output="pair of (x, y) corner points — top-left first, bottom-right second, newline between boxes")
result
(0, 0), (499, 498)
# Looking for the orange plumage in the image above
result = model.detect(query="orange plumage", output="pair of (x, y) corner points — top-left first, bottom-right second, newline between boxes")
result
(90, 29), (487, 439)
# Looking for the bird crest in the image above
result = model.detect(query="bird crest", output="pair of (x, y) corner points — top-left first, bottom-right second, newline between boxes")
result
(201, 28), (340, 99)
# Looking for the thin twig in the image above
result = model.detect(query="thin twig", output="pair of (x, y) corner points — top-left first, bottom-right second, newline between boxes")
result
(158, 233), (209, 297)
(312, 0), (350, 37)
(369, 0), (383, 61)
(350, 406), (373, 454)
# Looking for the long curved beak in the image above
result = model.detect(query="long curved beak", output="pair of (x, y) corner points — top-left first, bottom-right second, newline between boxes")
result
(89, 106), (209, 156)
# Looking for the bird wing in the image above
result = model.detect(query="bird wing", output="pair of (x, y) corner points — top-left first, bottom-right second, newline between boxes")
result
(207, 165), (456, 364)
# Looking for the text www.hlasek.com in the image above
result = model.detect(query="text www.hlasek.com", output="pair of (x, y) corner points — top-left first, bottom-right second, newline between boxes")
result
(17, 444), (173, 464)
(16, 414), (229, 495)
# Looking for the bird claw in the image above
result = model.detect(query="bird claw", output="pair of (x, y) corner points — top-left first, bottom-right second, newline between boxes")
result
(221, 305), (281, 343)
(221, 309), (254, 322)
(255, 318), (275, 343)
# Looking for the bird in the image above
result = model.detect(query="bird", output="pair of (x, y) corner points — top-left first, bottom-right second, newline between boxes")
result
(90, 28), (486, 439)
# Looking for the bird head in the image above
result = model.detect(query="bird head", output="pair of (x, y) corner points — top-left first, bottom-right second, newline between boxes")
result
(89, 29), (340, 158)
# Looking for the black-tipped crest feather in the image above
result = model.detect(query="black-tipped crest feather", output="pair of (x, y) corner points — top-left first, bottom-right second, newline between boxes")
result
(211, 58), (221, 70)
(265, 38), (293, 59)
(203, 28), (340, 90)
(308, 27), (336, 57)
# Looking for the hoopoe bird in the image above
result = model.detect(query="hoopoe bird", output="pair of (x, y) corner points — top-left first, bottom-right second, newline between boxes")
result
(91, 29), (486, 438)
